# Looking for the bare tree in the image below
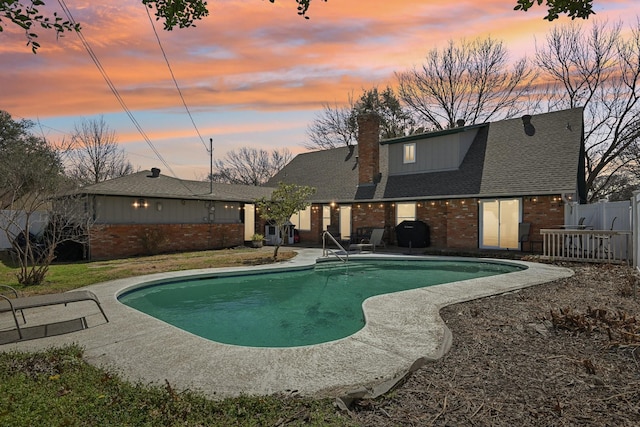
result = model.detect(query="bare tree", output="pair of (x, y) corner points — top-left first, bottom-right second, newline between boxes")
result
(535, 21), (640, 200)
(305, 101), (357, 150)
(590, 172), (637, 202)
(304, 86), (415, 150)
(67, 116), (135, 185)
(211, 147), (293, 186)
(397, 37), (536, 130)
(0, 111), (91, 285)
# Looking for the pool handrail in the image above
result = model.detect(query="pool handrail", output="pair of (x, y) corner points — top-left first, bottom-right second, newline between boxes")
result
(322, 231), (349, 262)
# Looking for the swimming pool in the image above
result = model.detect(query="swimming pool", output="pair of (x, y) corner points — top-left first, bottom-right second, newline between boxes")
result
(119, 258), (524, 347)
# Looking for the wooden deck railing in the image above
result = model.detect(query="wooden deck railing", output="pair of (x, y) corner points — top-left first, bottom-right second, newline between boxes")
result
(539, 229), (632, 263)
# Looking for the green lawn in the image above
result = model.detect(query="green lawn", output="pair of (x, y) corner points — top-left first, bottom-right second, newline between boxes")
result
(0, 248), (357, 426)
(0, 345), (354, 426)
(0, 248), (295, 295)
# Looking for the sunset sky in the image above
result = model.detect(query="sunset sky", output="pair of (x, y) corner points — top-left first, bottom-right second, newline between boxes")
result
(2, 0), (640, 179)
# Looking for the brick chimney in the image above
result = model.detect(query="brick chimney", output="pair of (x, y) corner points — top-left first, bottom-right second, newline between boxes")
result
(357, 113), (381, 186)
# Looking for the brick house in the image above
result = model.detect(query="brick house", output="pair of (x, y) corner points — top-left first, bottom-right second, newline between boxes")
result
(268, 107), (586, 251)
(74, 169), (273, 259)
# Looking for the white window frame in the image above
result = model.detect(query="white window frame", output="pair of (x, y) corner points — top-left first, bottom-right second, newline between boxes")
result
(479, 198), (521, 250)
(339, 205), (352, 240)
(290, 206), (312, 231)
(396, 202), (416, 225)
(322, 205), (331, 231)
(403, 143), (416, 164)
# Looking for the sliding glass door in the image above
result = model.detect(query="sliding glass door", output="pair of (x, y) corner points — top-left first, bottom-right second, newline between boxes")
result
(480, 199), (520, 249)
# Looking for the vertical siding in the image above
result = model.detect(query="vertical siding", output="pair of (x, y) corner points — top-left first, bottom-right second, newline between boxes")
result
(93, 196), (241, 224)
(388, 129), (478, 175)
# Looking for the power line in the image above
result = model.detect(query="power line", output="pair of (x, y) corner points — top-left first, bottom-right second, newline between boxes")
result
(12, 114), (71, 143)
(144, 5), (210, 153)
(17, 115), (69, 137)
(56, 0), (189, 187)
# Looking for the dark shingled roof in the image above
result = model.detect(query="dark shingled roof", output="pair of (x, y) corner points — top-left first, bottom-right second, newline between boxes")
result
(268, 107), (584, 202)
(479, 108), (583, 196)
(267, 146), (364, 202)
(76, 171), (275, 202)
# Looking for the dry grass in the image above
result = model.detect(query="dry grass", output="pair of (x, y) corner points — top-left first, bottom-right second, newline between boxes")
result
(0, 247), (296, 294)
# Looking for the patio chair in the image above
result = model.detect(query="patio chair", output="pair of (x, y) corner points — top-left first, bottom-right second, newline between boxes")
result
(594, 217), (617, 259)
(350, 228), (385, 253)
(518, 222), (542, 252)
(0, 285), (109, 340)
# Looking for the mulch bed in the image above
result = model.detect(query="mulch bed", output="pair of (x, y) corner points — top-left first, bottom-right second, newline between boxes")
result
(348, 262), (640, 426)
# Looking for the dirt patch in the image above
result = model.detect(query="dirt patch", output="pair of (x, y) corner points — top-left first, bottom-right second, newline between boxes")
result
(88, 249), (296, 275)
(348, 263), (640, 426)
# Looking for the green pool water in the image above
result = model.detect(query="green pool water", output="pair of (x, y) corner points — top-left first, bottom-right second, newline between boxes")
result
(118, 259), (523, 347)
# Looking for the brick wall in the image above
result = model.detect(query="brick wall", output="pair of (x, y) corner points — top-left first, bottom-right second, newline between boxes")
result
(295, 205), (323, 244)
(352, 202), (389, 243)
(89, 223), (243, 260)
(356, 113), (381, 185)
(417, 201), (448, 247)
(445, 198), (479, 248)
(254, 196), (564, 250)
(522, 195), (565, 239)
(352, 202), (386, 229)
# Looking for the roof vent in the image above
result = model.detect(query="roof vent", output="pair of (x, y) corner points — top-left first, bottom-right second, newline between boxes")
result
(147, 168), (161, 178)
(521, 115), (535, 136)
(456, 119), (465, 127)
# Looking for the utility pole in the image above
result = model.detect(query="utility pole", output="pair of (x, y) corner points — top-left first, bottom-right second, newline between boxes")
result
(209, 137), (213, 194)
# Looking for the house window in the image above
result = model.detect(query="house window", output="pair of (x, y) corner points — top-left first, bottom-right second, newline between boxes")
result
(322, 205), (331, 231)
(396, 202), (416, 225)
(403, 143), (416, 164)
(290, 206), (311, 231)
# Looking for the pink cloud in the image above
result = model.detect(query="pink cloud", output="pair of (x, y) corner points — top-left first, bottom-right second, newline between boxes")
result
(2, 0), (640, 178)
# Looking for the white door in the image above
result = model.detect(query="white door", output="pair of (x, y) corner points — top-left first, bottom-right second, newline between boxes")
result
(339, 205), (352, 241)
(480, 199), (520, 249)
(244, 204), (255, 241)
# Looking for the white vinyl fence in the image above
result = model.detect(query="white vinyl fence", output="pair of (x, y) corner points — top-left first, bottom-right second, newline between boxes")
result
(564, 199), (631, 231)
(0, 210), (48, 250)
(633, 192), (640, 269)
(541, 199), (633, 263)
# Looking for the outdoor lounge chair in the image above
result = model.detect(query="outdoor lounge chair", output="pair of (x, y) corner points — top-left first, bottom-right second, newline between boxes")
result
(350, 228), (385, 253)
(0, 285), (109, 340)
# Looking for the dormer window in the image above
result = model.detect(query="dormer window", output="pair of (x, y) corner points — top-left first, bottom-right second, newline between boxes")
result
(403, 143), (416, 164)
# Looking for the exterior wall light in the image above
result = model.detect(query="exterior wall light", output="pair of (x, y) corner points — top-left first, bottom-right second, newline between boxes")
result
(133, 198), (148, 209)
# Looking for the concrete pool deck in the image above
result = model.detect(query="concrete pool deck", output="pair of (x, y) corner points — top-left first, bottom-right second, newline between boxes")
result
(0, 249), (573, 398)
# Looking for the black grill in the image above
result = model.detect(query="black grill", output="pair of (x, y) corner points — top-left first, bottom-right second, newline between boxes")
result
(395, 220), (430, 248)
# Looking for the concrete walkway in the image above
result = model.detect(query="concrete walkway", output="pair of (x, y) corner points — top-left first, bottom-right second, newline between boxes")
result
(0, 250), (573, 398)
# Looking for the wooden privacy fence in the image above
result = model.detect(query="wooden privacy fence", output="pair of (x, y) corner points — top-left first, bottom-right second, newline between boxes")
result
(540, 228), (632, 263)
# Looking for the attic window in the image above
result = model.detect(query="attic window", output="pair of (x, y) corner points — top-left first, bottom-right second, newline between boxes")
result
(403, 143), (416, 164)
